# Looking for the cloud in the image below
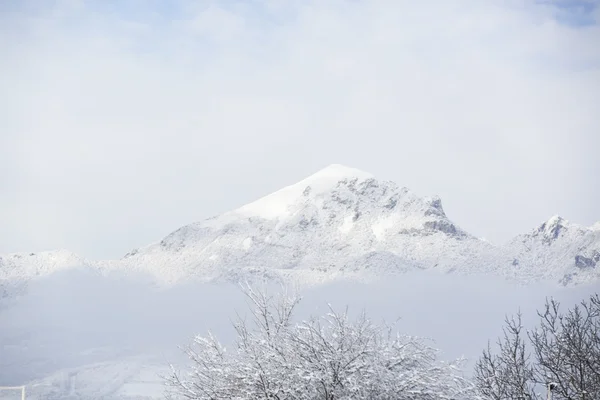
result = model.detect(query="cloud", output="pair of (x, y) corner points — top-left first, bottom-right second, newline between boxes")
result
(1, 0), (599, 258)
(537, 0), (599, 26)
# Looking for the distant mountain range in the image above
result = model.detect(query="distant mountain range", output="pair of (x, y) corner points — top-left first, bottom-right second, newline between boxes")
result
(2, 164), (599, 299)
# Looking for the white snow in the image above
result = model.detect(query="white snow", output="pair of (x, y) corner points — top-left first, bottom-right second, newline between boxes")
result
(2, 165), (599, 295)
(371, 215), (427, 241)
(371, 217), (393, 241)
(338, 215), (355, 234)
(235, 164), (373, 219)
(546, 214), (563, 225)
(0, 249), (85, 281)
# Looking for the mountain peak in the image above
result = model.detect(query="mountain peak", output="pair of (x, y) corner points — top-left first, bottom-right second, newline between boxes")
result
(306, 164), (373, 182)
(547, 214), (565, 224)
(534, 215), (569, 243)
(234, 164), (374, 219)
(293, 164), (375, 196)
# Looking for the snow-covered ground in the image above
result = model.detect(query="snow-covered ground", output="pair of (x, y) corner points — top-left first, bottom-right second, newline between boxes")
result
(1, 164), (599, 398)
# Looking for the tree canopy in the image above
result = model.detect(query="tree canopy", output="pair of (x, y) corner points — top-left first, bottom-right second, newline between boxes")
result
(165, 284), (476, 400)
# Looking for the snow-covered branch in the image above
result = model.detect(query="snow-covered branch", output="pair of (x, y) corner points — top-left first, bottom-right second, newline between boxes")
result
(165, 284), (476, 399)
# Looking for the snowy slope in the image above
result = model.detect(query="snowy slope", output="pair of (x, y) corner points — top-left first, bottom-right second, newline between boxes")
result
(104, 164), (599, 287)
(2, 164), (599, 291)
(0, 250), (89, 303)
(0, 250), (86, 280)
(21, 356), (168, 400)
(503, 215), (600, 285)
(111, 164), (502, 286)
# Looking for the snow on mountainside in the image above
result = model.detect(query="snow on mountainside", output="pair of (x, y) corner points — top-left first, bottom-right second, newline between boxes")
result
(1, 164), (599, 292)
(0, 250), (86, 278)
(504, 215), (600, 285)
(0, 250), (88, 301)
(108, 164), (599, 286)
(114, 164), (502, 285)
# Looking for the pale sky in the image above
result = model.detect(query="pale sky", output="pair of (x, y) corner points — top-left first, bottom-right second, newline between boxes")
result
(1, 0), (599, 260)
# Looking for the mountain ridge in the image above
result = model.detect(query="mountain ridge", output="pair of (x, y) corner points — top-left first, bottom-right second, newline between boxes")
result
(1, 164), (599, 294)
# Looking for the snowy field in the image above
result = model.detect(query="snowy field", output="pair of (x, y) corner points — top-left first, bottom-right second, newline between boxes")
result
(1, 268), (598, 399)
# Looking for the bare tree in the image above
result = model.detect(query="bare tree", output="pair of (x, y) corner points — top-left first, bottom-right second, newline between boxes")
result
(165, 283), (477, 399)
(529, 295), (600, 400)
(474, 312), (539, 400)
(475, 294), (600, 400)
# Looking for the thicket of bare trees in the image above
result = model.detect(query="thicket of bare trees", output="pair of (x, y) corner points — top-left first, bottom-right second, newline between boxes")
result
(164, 283), (599, 400)
(475, 294), (600, 400)
(165, 284), (476, 400)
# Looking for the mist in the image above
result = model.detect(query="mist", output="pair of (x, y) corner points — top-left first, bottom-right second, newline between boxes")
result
(1, 268), (598, 390)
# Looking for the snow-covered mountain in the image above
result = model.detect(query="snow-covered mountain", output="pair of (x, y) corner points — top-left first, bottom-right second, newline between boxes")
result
(0, 250), (89, 302)
(504, 215), (600, 285)
(2, 164), (599, 293)
(112, 164), (499, 285)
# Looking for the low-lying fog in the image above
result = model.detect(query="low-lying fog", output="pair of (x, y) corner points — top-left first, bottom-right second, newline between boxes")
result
(1, 268), (598, 391)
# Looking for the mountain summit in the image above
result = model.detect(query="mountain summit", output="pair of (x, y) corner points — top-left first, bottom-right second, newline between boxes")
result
(235, 164), (374, 220)
(2, 165), (599, 293)
(117, 164), (485, 284)
(111, 164), (598, 286)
